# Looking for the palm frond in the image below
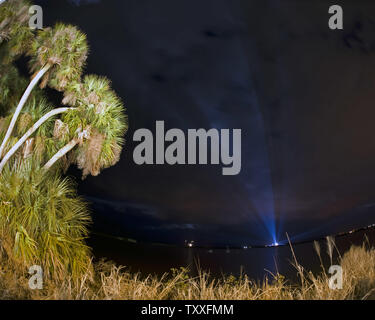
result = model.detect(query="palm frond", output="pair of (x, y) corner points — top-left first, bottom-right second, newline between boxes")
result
(27, 23), (88, 91)
(0, 160), (92, 280)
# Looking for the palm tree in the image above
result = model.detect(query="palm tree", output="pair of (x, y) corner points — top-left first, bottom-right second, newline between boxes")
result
(0, 64), (27, 115)
(0, 106), (74, 172)
(44, 75), (128, 178)
(0, 75), (128, 176)
(0, 159), (92, 280)
(0, 96), (61, 164)
(0, 0), (31, 52)
(0, 0), (129, 282)
(0, 0), (31, 116)
(0, 23), (88, 158)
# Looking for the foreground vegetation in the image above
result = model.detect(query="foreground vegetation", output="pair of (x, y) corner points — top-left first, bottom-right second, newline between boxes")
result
(0, 0), (127, 289)
(0, 243), (374, 300)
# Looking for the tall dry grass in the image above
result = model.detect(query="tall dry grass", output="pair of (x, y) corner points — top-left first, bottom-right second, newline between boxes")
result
(0, 240), (375, 300)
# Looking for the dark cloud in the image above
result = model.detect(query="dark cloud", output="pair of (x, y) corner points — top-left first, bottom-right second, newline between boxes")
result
(34, 0), (375, 245)
(67, 0), (100, 5)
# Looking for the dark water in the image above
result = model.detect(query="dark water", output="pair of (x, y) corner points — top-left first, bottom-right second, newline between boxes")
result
(88, 227), (375, 282)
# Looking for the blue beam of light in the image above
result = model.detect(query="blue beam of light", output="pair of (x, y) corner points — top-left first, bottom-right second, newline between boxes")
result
(243, 109), (278, 245)
(181, 18), (280, 247)
(225, 3), (279, 246)
(239, 57), (278, 245)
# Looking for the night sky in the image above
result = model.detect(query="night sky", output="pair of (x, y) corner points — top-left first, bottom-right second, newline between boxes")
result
(35, 0), (375, 246)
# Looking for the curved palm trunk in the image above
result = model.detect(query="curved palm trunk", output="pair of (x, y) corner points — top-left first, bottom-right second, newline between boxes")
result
(0, 64), (51, 158)
(43, 138), (79, 170)
(0, 107), (73, 173)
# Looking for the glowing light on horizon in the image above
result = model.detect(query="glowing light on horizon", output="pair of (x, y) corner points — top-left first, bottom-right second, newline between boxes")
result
(185, 240), (194, 248)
